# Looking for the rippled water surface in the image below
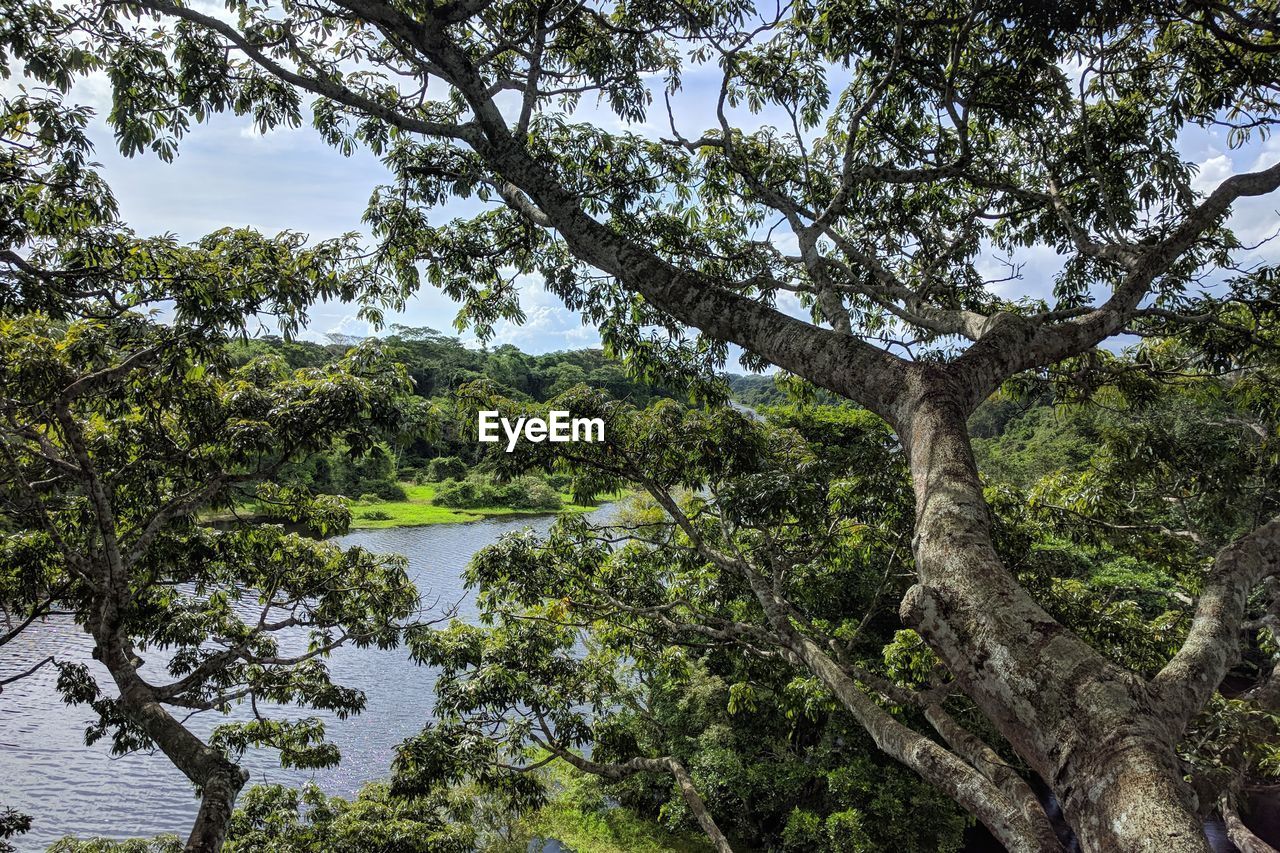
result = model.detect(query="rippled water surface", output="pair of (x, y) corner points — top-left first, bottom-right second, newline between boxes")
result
(1, 510), (612, 851)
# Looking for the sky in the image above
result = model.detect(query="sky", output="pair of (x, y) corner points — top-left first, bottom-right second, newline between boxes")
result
(26, 29), (1280, 359)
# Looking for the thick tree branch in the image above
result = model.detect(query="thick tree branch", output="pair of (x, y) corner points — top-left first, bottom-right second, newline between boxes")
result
(1152, 515), (1280, 734)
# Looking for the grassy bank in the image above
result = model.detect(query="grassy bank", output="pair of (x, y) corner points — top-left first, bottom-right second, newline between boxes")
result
(530, 801), (714, 853)
(522, 763), (716, 853)
(347, 482), (613, 529)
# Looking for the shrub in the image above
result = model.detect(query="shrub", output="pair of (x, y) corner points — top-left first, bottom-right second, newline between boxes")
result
(824, 809), (873, 852)
(369, 480), (407, 501)
(426, 456), (468, 482)
(782, 809), (823, 852)
(506, 476), (562, 510)
(359, 509), (392, 521)
(431, 475), (561, 511)
(432, 478), (481, 508)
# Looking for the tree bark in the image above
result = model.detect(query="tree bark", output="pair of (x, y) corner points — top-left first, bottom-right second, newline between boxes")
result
(95, 623), (247, 852)
(924, 704), (1062, 852)
(667, 758), (734, 853)
(784, 630), (1061, 853)
(896, 373), (1211, 852)
(1221, 796), (1279, 853)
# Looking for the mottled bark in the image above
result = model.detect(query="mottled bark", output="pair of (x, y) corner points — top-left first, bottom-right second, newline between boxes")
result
(897, 377), (1210, 852)
(924, 704), (1062, 852)
(95, 621), (247, 853)
(1154, 517), (1280, 731)
(668, 759), (734, 853)
(1221, 797), (1279, 853)
(783, 630), (1060, 853)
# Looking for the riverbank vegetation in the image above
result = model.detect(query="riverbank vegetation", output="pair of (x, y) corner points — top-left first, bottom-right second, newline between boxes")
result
(225, 335), (666, 523)
(349, 480), (612, 528)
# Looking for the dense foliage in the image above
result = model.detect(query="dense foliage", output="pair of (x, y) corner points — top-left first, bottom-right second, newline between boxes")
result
(381, 357), (1280, 852)
(7, 0), (1280, 848)
(232, 332), (683, 491)
(431, 474), (563, 511)
(393, 393), (974, 851)
(0, 89), (426, 850)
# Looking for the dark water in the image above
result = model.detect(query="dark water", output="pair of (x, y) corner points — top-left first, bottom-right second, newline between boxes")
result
(0, 511), (610, 852)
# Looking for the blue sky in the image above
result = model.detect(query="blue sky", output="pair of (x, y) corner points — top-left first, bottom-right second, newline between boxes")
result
(37, 51), (1280, 359)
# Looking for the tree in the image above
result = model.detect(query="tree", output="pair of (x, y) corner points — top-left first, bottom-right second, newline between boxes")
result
(0, 90), (426, 851)
(417, 381), (1280, 852)
(10, 0), (1280, 848)
(401, 390), (985, 852)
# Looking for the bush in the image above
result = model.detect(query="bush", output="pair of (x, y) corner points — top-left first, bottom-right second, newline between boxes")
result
(426, 456), (468, 482)
(505, 476), (561, 510)
(431, 475), (561, 511)
(782, 809), (823, 852)
(358, 493), (384, 504)
(431, 478), (481, 508)
(359, 509), (393, 521)
(368, 480), (407, 501)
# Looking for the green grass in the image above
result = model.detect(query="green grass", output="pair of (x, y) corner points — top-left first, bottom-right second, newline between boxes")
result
(524, 763), (715, 853)
(530, 804), (714, 853)
(347, 482), (612, 529)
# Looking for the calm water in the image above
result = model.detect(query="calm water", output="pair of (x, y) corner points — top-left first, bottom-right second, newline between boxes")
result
(0, 510), (612, 852)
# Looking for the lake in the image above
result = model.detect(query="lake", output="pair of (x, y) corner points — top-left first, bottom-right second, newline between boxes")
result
(0, 510), (607, 852)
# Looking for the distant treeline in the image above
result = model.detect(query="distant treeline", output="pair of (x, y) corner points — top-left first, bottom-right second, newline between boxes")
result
(241, 328), (802, 408)
(232, 331), (849, 501)
(235, 331), (1097, 499)
(232, 329), (690, 498)
(232, 326), (681, 405)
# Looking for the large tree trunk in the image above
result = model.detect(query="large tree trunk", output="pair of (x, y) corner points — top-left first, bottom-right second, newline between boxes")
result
(896, 377), (1210, 852)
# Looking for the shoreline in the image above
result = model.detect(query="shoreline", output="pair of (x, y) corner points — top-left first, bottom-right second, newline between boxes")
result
(205, 482), (623, 531)
(348, 482), (617, 529)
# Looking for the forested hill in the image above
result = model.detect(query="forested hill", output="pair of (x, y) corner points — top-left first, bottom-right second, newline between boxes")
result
(234, 333), (1131, 485)
(232, 326), (681, 405)
(239, 328), (808, 408)
(241, 331), (1253, 529)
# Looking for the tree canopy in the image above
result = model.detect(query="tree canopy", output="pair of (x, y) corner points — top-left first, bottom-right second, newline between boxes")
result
(6, 0), (1280, 850)
(0, 88), (430, 851)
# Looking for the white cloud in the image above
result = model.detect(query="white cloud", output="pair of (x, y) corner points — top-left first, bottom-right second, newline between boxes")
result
(1191, 154), (1233, 195)
(320, 313), (372, 339)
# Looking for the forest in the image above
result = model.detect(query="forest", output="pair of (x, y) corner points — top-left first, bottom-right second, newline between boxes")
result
(4, 1), (1280, 852)
(224, 333), (678, 510)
